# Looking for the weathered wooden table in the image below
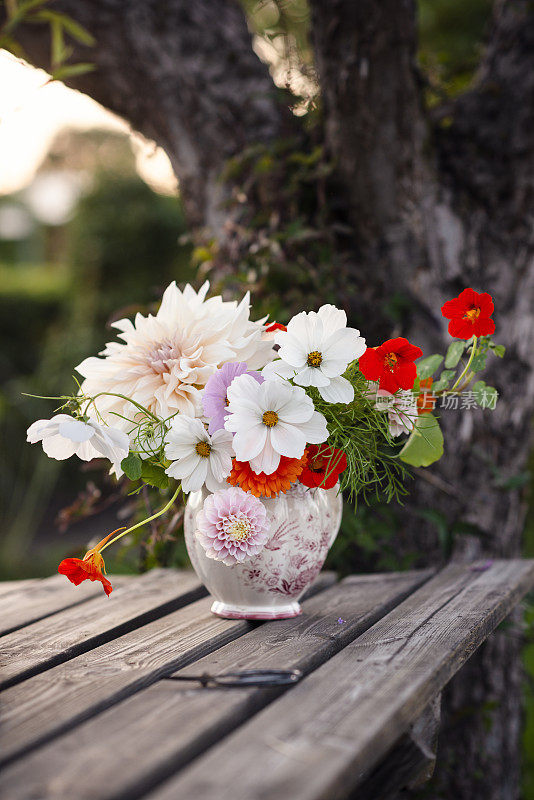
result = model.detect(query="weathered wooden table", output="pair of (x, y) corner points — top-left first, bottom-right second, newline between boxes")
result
(1, 560), (533, 800)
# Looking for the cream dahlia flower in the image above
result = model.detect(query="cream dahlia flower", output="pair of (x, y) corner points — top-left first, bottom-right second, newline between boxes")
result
(76, 282), (274, 429)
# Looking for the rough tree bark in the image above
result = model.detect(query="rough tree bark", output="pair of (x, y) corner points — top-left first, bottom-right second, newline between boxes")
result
(6, 1), (534, 798)
(311, 1), (534, 797)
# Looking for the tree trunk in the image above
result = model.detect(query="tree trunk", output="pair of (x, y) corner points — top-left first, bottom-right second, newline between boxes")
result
(7, 0), (534, 797)
(310, 1), (534, 797)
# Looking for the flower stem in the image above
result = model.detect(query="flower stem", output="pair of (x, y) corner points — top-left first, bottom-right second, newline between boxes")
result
(450, 336), (477, 393)
(99, 484), (182, 553)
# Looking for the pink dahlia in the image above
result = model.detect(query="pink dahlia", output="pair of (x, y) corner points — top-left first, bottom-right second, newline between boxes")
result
(196, 487), (269, 565)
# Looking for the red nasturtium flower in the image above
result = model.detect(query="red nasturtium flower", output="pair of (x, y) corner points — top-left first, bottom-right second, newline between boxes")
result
(58, 529), (124, 597)
(300, 445), (347, 490)
(417, 378), (436, 415)
(358, 337), (423, 394)
(265, 322), (287, 333)
(441, 288), (495, 339)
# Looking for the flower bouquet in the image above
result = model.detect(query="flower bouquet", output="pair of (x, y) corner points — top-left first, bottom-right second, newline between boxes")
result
(28, 283), (503, 618)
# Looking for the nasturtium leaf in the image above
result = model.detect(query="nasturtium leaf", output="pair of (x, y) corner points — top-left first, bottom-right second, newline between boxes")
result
(120, 453), (142, 481)
(432, 369), (455, 391)
(141, 462), (170, 492)
(472, 381), (498, 409)
(490, 343), (506, 358)
(445, 340), (466, 369)
(399, 413), (444, 467)
(470, 350), (487, 372)
(416, 355), (443, 380)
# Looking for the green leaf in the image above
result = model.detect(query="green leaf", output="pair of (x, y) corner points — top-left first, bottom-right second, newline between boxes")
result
(141, 462), (170, 492)
(470, 350), (487, 372)
(51, 62), (96, 81)
(490, 343), (506, 358)
(34, 9), (95, 46)
(121, 453), (142, 481)
(399, 413), (444, 467)
(416, 355), (443, 380)
(432, 369), (455, 392)
(445, 340), (466, 369)
(472, 381), (498, 409)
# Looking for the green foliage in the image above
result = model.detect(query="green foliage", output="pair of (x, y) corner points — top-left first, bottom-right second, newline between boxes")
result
(140, 462), (170, 493)
(399, 413), (444, 467)
(121, 453), (142, 481)
(416, 354), (443, 380)
(311, 363), (409, 505)
(418, 0), (492, 99)
(445, 340), (466, 368)
(472, 380), (498, 409)
(0, 0), (95, 80)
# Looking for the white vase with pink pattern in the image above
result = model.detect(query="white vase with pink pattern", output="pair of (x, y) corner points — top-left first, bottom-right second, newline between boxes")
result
(184, 483), (343, 620)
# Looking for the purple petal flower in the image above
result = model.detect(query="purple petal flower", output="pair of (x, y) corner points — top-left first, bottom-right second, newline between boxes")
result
(196, 487), (270, 565)
(202, 362), (263, 434)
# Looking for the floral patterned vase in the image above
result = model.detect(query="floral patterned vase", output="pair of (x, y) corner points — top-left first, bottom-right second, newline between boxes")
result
(184, 484), (343, 620)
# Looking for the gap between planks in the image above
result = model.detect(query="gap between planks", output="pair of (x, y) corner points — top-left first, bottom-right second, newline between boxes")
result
(0, 570), (432, 799)
(0, 571), (338, 769)
(0, 568), (205, 690)
(0, 573), (133, 637)
(145, 559), (534, 800)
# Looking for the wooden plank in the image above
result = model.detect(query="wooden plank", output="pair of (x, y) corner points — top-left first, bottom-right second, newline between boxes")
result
(0, 569), (337, 769)
(356, 694), (442, 800)
(0, 570), (432, 798)
(0, 568), (203, 689)
(0, 579), (39, 597)
(0, 574), (132, 637)
(147, 559), (534, 800)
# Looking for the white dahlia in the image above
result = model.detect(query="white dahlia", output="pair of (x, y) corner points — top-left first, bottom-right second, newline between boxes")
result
(76, 282), (274, 428)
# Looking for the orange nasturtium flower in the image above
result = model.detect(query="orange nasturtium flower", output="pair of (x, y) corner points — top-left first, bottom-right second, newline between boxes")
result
(417, 378), (436, 415)
(58, 529), (124, 597)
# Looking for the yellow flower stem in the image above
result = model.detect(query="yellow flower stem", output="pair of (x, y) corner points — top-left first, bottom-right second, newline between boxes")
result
(450, 336), (477, 393)
(99, 485), (182, 554)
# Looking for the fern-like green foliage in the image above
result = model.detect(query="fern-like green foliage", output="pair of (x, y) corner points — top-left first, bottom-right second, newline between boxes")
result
(309, 363), (409, 505)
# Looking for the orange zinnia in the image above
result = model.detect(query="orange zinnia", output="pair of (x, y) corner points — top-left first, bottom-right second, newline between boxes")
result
(227, 453), (308, 498)
(58, 529), (124, 597)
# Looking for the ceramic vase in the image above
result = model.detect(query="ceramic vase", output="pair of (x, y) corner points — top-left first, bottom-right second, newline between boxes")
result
(184, 483), (343, 620)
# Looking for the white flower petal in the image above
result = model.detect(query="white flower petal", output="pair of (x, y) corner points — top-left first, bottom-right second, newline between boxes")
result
(270, 422), (306, 459)
(232, 424), (267, 462)
(297, 411), (329, 444)
(318, 376), (355, 404)
(261, 360), (296, 381)
(293, 366), (330, 388)
(322, 327), (366, 363)
(41, 434), (78, 461)
(58, 419), (95, 443)
(250, 437), (280, 475)
(317, 304), (347, 336)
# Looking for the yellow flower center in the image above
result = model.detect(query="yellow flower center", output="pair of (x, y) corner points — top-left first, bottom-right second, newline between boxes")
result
(228, 519), (251, 541)
(307, 350), (323, 367)
(385, 353), (398, 369)
(464, 307), (481, 321)
(262, 410), (279, 428)
(195, 441), (212, 458)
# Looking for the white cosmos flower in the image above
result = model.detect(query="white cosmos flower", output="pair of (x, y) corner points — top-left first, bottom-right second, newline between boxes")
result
(263, 304), (366, 404)
(27, 415), (130, 463)
(224, 374), (328, 475)
(164, 416), (234, 493)
(76, 281), (274, 429)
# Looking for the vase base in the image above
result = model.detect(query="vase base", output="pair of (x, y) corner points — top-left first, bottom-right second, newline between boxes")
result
(210, 600), (302, 620)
